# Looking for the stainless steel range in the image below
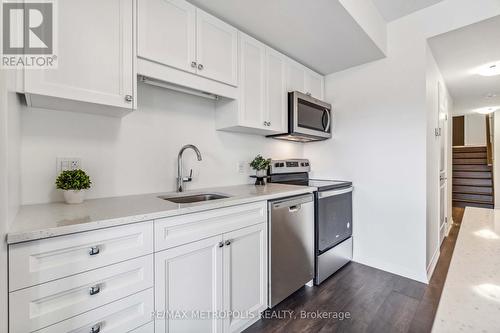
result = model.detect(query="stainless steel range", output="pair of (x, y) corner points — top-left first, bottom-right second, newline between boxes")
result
(268, 159), (353, 285)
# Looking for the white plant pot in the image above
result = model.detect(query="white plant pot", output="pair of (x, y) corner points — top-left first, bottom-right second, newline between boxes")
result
(256, 169), (267, 177)
(63, 190), (85, 204)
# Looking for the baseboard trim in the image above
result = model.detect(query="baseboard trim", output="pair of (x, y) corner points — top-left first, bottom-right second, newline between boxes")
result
(427, 248), (440, 280)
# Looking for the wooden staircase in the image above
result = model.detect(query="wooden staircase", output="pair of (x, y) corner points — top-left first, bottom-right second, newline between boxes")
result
(452, 146), (494, 209)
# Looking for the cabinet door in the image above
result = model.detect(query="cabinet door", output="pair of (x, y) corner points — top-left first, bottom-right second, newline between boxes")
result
(137, 0), (196, 73)
(286, 60), (305, 93)
(239, 33), (266, 129)
(223, 224), (268, 333)
(304, 70), (324, 100)
(266, 48), (287, 133)
(196, 9), (238, 86)
(155, 235), (223, 333)
(23, 0), (135, 109)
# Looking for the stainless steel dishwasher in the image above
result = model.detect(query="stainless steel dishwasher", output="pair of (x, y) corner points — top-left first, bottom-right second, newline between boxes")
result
(269, 193), (314, 307)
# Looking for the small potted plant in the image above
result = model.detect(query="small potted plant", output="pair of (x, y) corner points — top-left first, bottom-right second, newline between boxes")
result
(56, 169), (92, 204)
(250, 154), (271, 185)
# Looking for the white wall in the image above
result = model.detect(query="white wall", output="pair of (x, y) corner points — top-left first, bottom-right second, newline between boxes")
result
(20, 83), (303, 204)
(304, 0), (500, 283)
(465, 113), (486, 146)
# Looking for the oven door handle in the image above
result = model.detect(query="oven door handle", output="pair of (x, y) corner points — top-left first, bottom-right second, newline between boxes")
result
(318, 187), (353, 199)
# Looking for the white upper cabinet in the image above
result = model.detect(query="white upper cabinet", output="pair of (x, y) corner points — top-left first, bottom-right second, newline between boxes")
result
(196, 9), (238, 86)
(215, 33), (287, 135)
(137, 0), (196, 73)
(20, 0), (135, 115)
(286, 60), (306, 93)
(265, 48), (288, 133)
(304, 69), (324, 100)
(137, 0), (238, 97)
(238, 33), (266, 129)
(286, 59), (324, 100)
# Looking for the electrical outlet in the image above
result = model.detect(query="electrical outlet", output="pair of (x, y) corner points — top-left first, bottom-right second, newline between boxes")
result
(237, 161), (246, 174)
(57, 157), (81, 174)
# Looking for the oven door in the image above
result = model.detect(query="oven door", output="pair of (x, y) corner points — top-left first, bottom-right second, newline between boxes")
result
(291, 91), (331, 139)
(316, 187), (353, 254)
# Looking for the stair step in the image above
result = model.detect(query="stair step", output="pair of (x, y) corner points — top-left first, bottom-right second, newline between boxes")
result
(453, 178), (492, 187)
(453, 146), (487, 153)
(453, 193), (493, 203)
(453, 171), (492, 179)
(453, 186), (493, 195)
(453, 158), (487, 165)
(453, 164), (491, 171)
(453, 200), (494, 209)
(453, 152), (487, 159)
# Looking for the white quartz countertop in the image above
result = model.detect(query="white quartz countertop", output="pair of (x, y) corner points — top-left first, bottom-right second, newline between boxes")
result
(432, 207), (500, 332)
(7, 183), (316, 244)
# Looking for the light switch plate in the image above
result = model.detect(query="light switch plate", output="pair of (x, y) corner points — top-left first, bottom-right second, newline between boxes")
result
(56, 157), (81, 174)
(237, 161), (247, 174)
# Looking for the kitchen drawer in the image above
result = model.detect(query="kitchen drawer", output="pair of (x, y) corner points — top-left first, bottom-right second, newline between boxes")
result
(10, 255), (153, 332)
(34, 288), (154, 333)
(154, 201), (266, 251)
(9, 221), (153, 291)
(131, 321), (154, 332)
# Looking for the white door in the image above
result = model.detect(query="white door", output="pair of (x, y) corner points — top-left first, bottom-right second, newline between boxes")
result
(223, 224), (267, 333)
(137, 0), (196, 73)
(286, 60), (305, 93)
(265, 48), (287, 133)
(239, 33), (266, 129)
(304, 70), (324, 100)
(24, 0), (135, 109)
(438, 82), (448, 244)
(155, 235), (223, 333)
(196, 9), (238, 86)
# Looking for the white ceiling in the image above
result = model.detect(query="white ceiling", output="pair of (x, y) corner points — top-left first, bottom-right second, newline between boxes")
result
(372, 0), (444, 21)
(428, 15), (500, 115)
(188, 0), (385, 75)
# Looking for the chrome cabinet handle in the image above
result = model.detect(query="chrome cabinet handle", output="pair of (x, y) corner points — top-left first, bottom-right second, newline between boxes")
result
(88, 246), (100, 256)
(268, 121), (271, 126)
(89, 285), (101, 296)
(225, 240), (231, 246)
(198, 64), (204, 70)
(218, 241), (224, 248)
(191, 61), (197, 68)
(125, 94), (133, 102)
(90, 323), (101, 333)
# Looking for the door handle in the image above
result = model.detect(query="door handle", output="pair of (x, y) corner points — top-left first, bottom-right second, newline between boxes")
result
(288, 205), (301, 212)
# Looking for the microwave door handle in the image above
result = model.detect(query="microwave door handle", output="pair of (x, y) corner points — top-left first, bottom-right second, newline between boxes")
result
(324, 109), (331, 132)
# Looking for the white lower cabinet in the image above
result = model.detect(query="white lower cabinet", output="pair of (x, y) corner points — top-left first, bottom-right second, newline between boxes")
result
(223, 223), (268, 333)
(155, 223), (268, 333)
(155, 235), (224, 333)
(8, 202), (269, 333)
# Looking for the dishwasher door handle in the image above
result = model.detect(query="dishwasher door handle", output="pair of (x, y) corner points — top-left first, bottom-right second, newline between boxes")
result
(288, 205), (301, 213)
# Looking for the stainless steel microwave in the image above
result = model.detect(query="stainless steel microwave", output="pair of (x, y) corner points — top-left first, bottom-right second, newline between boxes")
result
(268, 91), (332, 142)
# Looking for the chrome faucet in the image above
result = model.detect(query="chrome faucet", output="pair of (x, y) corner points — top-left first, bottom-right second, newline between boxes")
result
(177, 144), (202, 192)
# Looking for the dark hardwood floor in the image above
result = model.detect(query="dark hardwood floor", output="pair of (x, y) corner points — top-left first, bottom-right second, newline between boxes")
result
(245, 207), (466, 333)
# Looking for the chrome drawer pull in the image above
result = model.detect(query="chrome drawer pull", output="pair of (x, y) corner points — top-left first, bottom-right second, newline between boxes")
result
(218, 241), (224, 248)
(88, 246), (100, 256)
(225, 240), (231, 246)
(90, 323), (101, 333)
(89, 285), (101, 296)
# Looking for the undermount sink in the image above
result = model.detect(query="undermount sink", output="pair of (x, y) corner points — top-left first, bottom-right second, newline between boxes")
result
(159, 193), (230, 204)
